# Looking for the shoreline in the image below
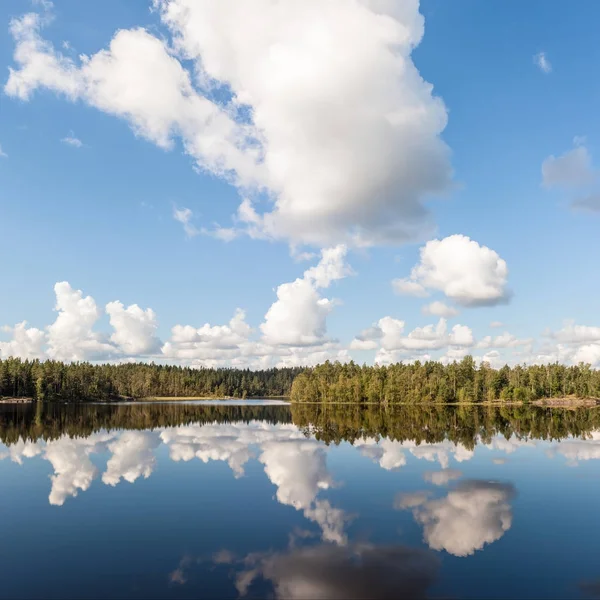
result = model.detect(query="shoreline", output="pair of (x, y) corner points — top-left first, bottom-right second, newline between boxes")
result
(0, 397), (33, 404)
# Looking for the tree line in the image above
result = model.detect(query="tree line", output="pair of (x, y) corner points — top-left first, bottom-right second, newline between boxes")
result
(2, 355), (600, 404)
(0, 357), (302, 401)
(290, 358), (600, 404)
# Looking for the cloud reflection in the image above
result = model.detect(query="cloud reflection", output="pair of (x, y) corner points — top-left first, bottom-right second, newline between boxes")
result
(397, 480), (516, 557)
(213, 542), (440, 599)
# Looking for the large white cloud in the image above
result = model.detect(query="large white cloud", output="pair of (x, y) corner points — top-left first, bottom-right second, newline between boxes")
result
(6, 1), (452, 247)
(393, 235), (510, 307)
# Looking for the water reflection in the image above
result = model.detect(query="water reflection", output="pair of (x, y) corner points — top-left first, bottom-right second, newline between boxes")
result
(1, 402), (600, 598)
(212, 543), (440, 599)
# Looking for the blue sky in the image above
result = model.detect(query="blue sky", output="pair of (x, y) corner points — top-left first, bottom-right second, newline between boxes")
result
(1, 0), (600, 368)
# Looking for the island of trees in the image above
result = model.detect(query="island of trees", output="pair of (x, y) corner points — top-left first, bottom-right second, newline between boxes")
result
(1, 355), (600, 404)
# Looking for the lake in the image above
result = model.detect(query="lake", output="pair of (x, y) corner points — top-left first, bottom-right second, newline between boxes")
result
(1, 401), (599, 599)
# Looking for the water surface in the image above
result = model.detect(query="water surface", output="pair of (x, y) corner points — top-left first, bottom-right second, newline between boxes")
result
(1, 402), (599, 599)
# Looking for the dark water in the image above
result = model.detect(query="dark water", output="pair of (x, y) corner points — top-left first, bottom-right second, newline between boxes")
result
(1, 401), (600, 599)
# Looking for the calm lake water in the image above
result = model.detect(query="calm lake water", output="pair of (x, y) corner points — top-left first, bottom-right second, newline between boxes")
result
(1, 401), (600, 599)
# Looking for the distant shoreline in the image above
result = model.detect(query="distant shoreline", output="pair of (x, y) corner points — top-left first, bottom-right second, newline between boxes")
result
(0, 397), (33, 404)
(137, 396), (290, 402)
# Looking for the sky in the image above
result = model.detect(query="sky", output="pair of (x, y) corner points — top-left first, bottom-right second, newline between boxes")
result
(1, 0), (600, 369)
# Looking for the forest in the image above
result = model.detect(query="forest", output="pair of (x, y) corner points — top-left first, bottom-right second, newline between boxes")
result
(0, 357), (301, 401)
(290, 357), (600, 403)
(2, 355), (600, 404)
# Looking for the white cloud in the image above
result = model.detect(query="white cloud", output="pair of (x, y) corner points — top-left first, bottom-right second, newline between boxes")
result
(392, 279), (428, 298)
(161, 308), (254, 364)
(422, 301), (458, 318)
(106, 301), (162, 355)
(399, 480), (515, 556)
(260, 245), (351, 346)
(0, 144), (7, 158)
(60, 132), (83, 147)
(0, 321), (46, 359)
(533, 51), (552, 74)
(352, 316), (474, 364)
(477, 332), (533, 349)
(173, 207), (199, 238)
(546, 321), (600, 344)
(490, 321), (503, 328)
(393, 235), (510, 307)
(47, 281), (116, 362)
(542, 143), (595, 188)
(6, 1), (453, 247)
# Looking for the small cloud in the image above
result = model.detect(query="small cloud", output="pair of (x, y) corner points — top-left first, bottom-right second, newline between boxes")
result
(542, 142), (595, 188)
(213, 550), (236, 565)
(579, 579), (600, 599)
(490, 321), (504, 328)
(394, 491), (431, 510)
(62, 40), (71, 50)
(422, 301), (459, 319)
(169, 569), (186, 585)
(211, 226), (238, 242)
(61, 132), (84, 148)
(32, 0), (54, 10)
(534, 51), (552, 74)
(572, 193), (600, 213)
(173, 206), (199, 238)
(0, 144), (7, 158)
(493, 458), (507, 465)
(423, 469), (462, 486)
